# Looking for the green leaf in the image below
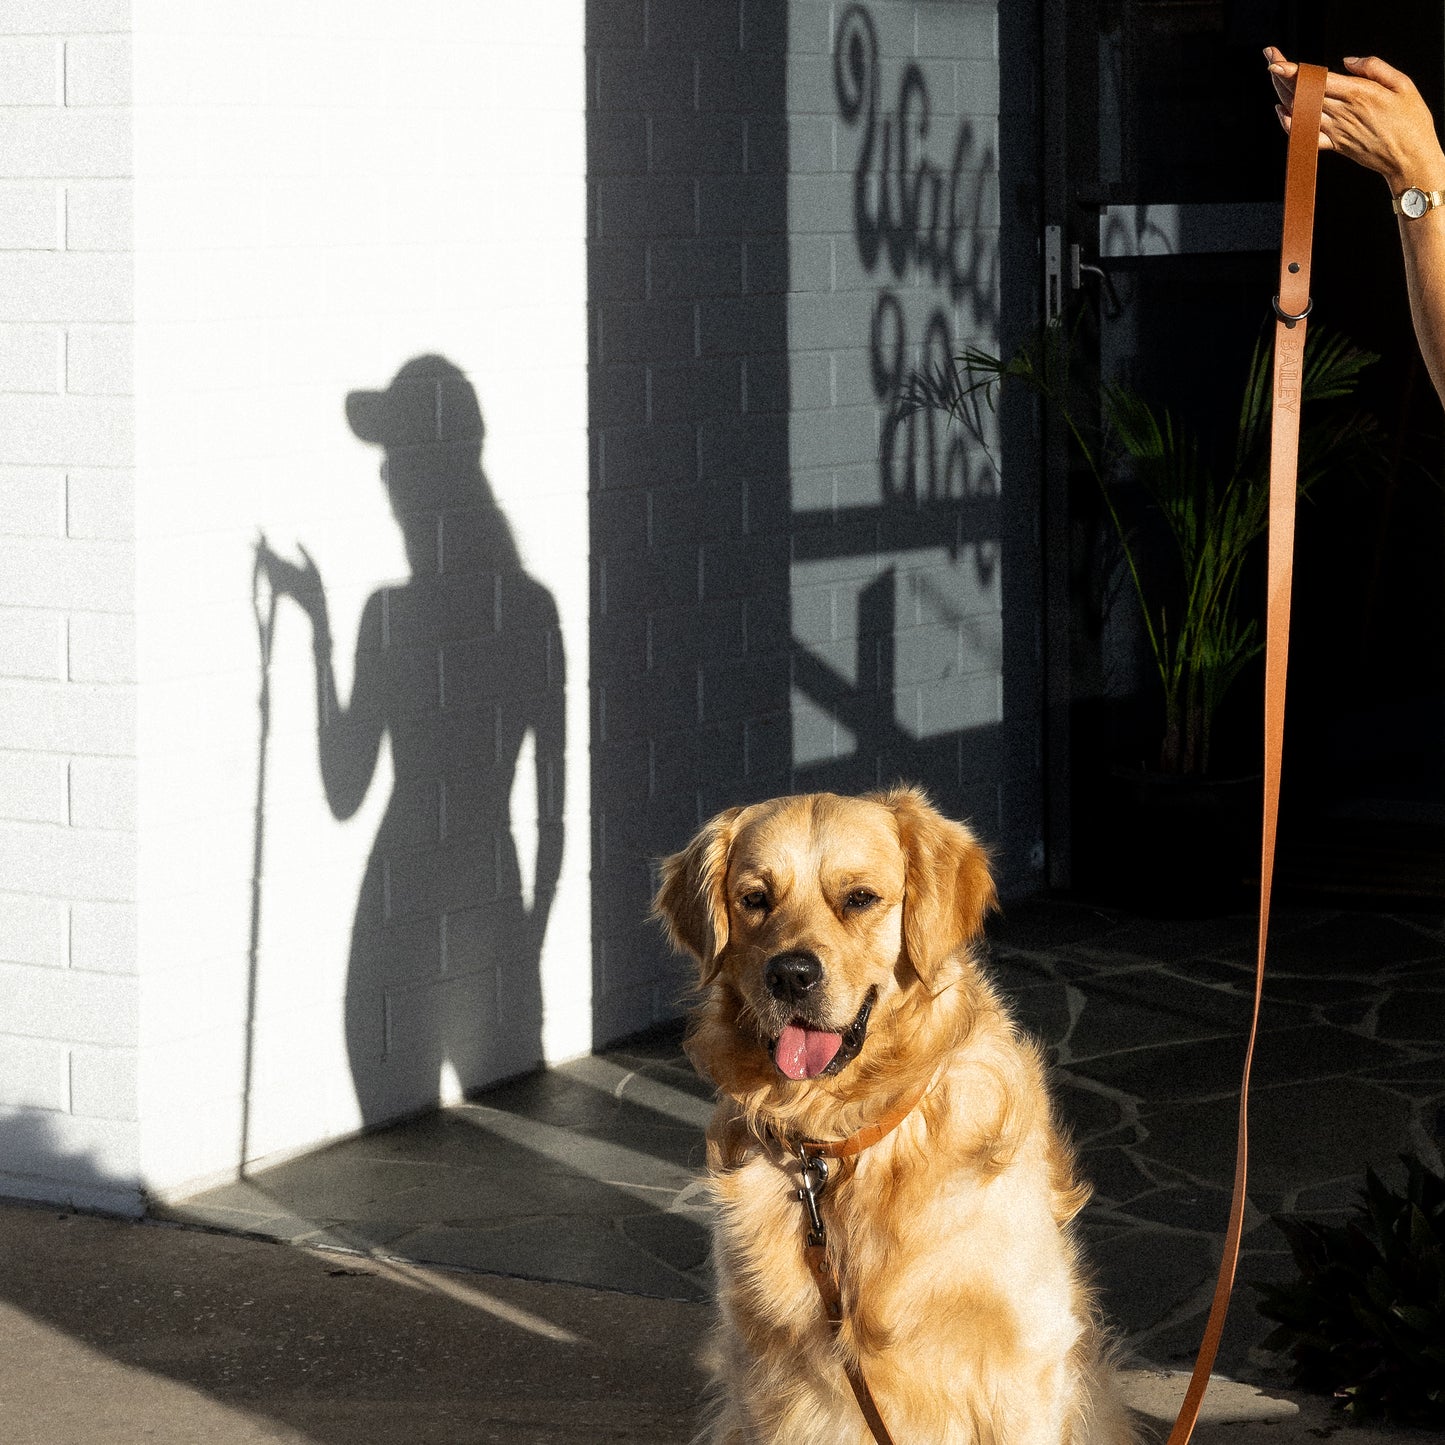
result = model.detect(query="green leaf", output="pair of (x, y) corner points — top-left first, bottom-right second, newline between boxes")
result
(1255, 1153), (1445, 1425)
(936, 324), (1384, 777)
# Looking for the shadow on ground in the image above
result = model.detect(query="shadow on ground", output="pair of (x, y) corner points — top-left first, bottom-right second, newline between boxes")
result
(2, 901), (1441, 1443)
(164, 900), (1445, 1388)
(162, 1034), (718, 1305)
(0, 1198), (708, 1445)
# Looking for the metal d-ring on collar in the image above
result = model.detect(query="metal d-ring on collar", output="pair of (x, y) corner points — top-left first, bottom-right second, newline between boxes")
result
(1272, 292), (1313, 328)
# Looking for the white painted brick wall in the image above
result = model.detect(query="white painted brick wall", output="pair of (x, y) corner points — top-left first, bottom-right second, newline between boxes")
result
(0, 893), (67, 967)
(0, 609), (65, 678)
(0, 37), (63, 106)
(0, 1036), (69, 1111)
(69, 755), (135, 829)
(0, 821), (133, 899)
(0, 0), (138, 1213)
(1, 0), (1012, 1215)
(0, 324), (63, 391)
(0, 3), (129, 34)
(65, 324), (131, 394)
(588, 0), (798, 1038)
(65, 182), (129, 250)
(0, 959), (135, 1045)
(64, 35), (129, 106)
(65, 467), (132, 538)
(69, 1044), (137, 1120)
(126, 1), (590, 1196)
(0, 469), (65, 534)
(0, 678), (134, 753)
(0, 182), (63, 248)
(0, 752), (67, 823)
(68, 610), (134, 682)
(70, 897), (134, 973)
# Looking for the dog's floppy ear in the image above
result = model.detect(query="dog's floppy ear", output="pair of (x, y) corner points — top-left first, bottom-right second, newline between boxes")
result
(875, 784), (996, 981)
(653, 807), (743, 986)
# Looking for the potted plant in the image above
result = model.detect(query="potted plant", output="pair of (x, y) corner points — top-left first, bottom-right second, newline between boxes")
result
(913, 324), (1384, 908)
(1256, 1153), (1445, 1426)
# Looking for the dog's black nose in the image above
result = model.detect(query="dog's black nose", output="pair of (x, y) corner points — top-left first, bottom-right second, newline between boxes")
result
(764, 951), (822, 1004)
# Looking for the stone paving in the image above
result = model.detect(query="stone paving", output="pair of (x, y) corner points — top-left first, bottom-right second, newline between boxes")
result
(163, 898), (1445, 1385)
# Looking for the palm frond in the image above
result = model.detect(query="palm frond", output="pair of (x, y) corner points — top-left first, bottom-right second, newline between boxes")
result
(924, 324), (1381, 774)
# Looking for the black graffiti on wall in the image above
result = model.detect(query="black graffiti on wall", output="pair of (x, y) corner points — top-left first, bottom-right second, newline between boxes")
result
(834, 3), (999, 502)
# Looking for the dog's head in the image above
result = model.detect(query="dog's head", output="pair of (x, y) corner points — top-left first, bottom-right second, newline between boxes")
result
(654, 787), (995, 1095)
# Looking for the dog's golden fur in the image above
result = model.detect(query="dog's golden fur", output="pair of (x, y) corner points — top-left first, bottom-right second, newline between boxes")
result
(655, 787), (1137, 1445)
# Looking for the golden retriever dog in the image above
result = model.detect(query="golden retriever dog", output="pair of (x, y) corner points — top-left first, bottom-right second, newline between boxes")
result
(655, 787), (1137, 1445)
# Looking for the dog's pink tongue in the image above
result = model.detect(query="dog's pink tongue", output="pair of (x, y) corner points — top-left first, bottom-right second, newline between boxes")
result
(775, 1024), (842, 1080)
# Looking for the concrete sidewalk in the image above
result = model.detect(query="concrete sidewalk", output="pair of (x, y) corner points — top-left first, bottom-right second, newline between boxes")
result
(0, 1198), (1436, 1445)
(0, 1196), (1433, 1445)
(2, 897), (1441, 1442)
(0, 1199), (706, 1445)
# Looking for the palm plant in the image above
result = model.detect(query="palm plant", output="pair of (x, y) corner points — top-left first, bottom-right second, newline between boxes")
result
(917, 325), (1383, 774)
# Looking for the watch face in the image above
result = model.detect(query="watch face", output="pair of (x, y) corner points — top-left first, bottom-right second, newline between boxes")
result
(1402, 187), (1429, 218)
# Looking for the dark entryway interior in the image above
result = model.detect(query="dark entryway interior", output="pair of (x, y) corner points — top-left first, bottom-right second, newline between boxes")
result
(1283, 5), (1445, 902)
(1049, 1), (1445, 906)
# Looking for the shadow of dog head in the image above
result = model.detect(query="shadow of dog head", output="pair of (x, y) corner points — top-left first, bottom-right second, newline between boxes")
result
(654, 787), (995, 1096)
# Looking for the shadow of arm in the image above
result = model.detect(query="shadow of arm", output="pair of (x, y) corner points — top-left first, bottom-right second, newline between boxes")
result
(315, 590), (386, 820)
(528, 608), (566, 946)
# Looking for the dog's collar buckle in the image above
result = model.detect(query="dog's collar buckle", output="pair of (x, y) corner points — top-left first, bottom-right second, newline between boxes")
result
(795, 1144), (829, 1246)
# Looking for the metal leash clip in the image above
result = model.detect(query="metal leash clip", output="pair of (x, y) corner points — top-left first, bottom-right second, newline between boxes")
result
(795, 1144), (829, 1246)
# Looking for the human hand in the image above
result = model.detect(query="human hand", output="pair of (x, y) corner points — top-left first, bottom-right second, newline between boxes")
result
(1265, 48), (1445, 195)
(254, 534), (325, 618)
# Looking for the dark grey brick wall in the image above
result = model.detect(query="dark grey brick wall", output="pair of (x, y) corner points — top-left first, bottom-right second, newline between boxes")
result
(588, 0), (794, 1042)
(588, 0), (1044, 1045)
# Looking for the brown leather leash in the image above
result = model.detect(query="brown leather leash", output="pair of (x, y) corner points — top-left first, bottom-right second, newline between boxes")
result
(782, 1080), (932, 1445)
(1163, 59), (1327, 1445)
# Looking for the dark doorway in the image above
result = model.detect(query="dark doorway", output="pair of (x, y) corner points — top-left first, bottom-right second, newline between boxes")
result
(1283, 5), (1445, 902)
(1042, 1), (1445, 903)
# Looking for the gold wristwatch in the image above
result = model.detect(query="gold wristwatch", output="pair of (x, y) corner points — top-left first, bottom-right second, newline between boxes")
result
(1393, 185), (1445, 219)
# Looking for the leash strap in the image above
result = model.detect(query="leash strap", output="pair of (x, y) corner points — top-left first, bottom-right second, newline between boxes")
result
(1164, 60), (1326, 1445)
(783, 1086), (930, 1445)
(806, 1241), (899, 1445)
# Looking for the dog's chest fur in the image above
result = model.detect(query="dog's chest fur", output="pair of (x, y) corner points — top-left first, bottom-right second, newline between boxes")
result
(710, 1078), (1082, 1360)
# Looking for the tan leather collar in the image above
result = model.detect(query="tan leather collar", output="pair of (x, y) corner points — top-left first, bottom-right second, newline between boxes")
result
(774, 1074), (933, 1162)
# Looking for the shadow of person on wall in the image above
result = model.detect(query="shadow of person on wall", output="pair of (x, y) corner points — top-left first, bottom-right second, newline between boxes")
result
(257, 355), (564, 1127)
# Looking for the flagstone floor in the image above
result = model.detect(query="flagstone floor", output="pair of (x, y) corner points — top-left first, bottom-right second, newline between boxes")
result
(161, 898), (1445, 1381)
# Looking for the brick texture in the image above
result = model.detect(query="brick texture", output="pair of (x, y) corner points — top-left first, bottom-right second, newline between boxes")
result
(587, 0), (794, 1043)
(786, 0), (1008, 811)
(587, 0), (1036, 1045)
(117, 5), (592, 1197)
(0, 1), (1037, 1212)
(0, 1), (139, 1208)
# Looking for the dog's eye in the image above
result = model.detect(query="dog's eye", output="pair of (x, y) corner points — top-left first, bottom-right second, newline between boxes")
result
(844, 889), (879, 911)
(740, 891), (769, 913)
